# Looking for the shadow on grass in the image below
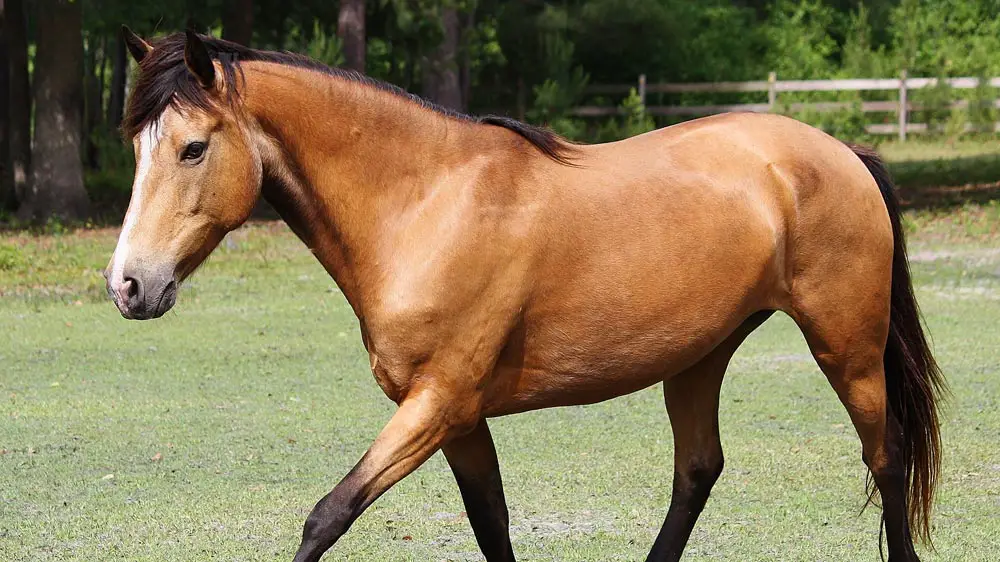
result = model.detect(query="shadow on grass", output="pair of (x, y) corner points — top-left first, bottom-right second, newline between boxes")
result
(889, 153), (1000, 209)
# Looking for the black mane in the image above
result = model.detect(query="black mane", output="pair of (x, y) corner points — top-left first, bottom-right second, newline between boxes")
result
(123, 32), (576, 165)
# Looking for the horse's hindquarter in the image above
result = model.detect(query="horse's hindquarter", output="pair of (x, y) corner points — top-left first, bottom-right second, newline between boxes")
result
(486, 116), (807, 415)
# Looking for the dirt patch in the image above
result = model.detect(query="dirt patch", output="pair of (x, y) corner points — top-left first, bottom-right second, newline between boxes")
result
(910, 247), (1000, 264)
(928, 285), (1000, 301)
(426, 510), (619, 560)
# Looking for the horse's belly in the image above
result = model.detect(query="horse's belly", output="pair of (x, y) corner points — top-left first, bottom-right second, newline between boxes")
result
(481, 309), (742, 416)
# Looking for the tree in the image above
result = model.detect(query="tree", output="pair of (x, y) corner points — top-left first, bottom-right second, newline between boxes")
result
(5, 0), (29, 209)
(107, 29), (127, 131)
(459, 3), (476, 112)
(338, 0), (365, 73)
(763, 0), (837, 79)
(84, 34), (103, 169)
(422, 6), (463, 111)
(0, 0), (12, 212)
(223, 0), (254, 46)
(20, 0), (90, 222)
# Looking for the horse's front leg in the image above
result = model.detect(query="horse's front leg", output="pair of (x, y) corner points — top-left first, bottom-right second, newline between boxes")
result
(443, 420), (516, 562)
(291, 387), (470, 562)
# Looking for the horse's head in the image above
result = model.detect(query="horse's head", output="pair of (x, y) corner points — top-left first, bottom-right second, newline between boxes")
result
(106, 28), (262, 319)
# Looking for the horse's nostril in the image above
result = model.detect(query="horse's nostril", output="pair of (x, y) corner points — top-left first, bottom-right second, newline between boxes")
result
(123, 276), (140, 300)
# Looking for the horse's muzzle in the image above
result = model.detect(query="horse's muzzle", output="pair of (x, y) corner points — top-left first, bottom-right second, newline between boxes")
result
(105, 263), (178, 320)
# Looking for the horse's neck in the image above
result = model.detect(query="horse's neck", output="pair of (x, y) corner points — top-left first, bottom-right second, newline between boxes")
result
(241, 62), (480, 312)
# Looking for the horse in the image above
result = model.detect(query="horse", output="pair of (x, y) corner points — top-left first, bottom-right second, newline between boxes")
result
(105, 28), (945, 562)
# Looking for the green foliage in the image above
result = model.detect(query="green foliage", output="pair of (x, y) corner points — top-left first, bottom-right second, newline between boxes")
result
(525, 10), (590, 139)
(0, 244), (25, 271)
(912, 76), (955, 135)
(968, 73), (999, 133)
(304, 21), (345, 68)
(574, 0), (682, 82)
(891, 0), (1000, 77)
(672, 2), (766, 81)
(892, 0), (922, 72)
(595, 88), (656, 142)
(528, 75), (588, 140)
(787, 97), (870, 142)
(764, 0), (837, 79)
(528, 70), (588, 121)
(840, 4), (891, 78)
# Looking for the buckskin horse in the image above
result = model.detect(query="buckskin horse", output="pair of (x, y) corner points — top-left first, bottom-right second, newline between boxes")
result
(105, 28), (944, 562)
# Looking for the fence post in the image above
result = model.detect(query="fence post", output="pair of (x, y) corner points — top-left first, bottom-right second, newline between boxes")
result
(768, 71), (777, 111)
(638, 74), (647, 107)
(898, 70), (908, 142)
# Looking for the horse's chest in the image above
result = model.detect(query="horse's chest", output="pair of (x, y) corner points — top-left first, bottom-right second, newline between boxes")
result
(367, 352), (403, 403)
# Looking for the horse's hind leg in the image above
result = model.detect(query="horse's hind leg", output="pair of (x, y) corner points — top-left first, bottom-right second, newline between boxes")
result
(793, 292), (919, 561)
(646, 311), (772, 562)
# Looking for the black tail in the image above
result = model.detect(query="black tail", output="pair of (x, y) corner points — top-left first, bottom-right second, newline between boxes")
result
(851, 145), (946, 545)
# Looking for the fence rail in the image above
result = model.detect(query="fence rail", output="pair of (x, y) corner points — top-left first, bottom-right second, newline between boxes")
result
(572, 73), (1000, 141)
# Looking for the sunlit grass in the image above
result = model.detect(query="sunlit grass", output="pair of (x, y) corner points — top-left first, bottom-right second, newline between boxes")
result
(879, 137), (1000, 163)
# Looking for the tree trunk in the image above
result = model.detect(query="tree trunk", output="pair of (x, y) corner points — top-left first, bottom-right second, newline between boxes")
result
(108, 32), (126, 132)
(6, 0), (29, 206)
(222, 0), (254, 46)
(516, 75), (526, 121)
(20, 0), (90, 222)
(338, 0), (365, 73)
(274, 1), (289, 49)
(0, 0), (13, 212)
(422, 7), (462, 112)
(84, 35), (102, 169)
(403, 43), (415, 90)
(459, 4), (476, 112)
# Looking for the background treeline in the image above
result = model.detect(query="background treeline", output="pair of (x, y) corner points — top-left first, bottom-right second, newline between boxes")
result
(2, 0), (1000, 223)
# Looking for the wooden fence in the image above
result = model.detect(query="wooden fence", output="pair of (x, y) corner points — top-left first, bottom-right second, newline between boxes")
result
(572, 73), (1000, 141)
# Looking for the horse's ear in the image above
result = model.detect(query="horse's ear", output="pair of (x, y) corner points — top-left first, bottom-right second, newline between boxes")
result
(122, 25), (152, 64)
(184, 29), (216, 89)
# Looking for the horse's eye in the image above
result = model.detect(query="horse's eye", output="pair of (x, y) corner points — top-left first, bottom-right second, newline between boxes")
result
(181, 142), (206, 161)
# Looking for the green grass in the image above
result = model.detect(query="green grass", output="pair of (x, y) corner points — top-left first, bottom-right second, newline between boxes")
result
(2, 218), (999, 561)
(878, 138), (1000, 208)
(879, 138), (1000, 163)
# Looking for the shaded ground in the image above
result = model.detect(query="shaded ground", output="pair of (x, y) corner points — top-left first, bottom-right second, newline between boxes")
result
(880, 139), (1000, 209)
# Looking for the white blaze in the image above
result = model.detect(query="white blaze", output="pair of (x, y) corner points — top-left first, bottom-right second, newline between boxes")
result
(109, 119), (163, 288)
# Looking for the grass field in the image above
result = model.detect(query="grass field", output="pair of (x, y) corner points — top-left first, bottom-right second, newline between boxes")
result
(2, 203), (1000, 561)
(878, 138), (1000, 209)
